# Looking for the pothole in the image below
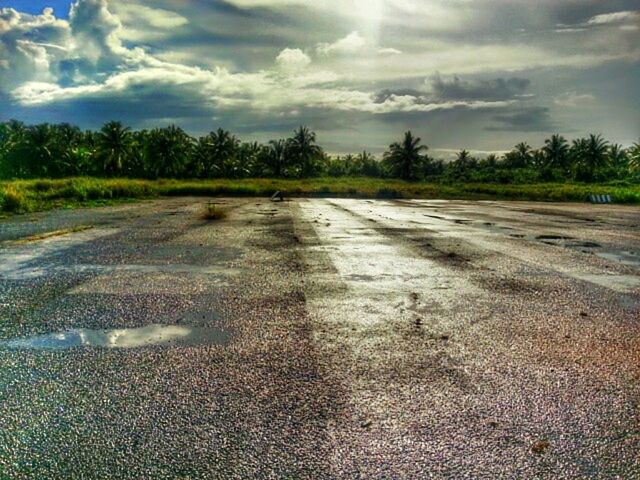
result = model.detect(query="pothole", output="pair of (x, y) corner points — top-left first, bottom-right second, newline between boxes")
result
(536, 235), (574, 241)
(565, 241), (602, 249)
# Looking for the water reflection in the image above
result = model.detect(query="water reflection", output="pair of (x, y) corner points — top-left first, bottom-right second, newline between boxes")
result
(1, 324), (231, 350)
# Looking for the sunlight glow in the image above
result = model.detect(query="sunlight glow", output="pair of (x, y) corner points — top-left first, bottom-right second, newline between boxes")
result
(354, 0), (385, 44)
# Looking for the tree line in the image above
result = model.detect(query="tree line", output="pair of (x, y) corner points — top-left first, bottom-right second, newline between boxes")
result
(1, 120), (638, 183)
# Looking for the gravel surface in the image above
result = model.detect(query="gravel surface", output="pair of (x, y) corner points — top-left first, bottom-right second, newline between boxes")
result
(0, 198), (638, 478)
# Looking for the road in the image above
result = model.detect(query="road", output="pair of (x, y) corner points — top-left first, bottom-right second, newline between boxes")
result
(0, 198), (638, 478)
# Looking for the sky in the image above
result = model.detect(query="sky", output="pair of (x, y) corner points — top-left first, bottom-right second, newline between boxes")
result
(0, 1), (639, 157)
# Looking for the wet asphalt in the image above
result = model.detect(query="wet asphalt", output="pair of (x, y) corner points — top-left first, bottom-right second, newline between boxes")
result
(0, 198), (638, 479)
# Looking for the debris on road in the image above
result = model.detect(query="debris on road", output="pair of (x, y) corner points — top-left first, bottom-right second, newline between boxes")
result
(531, 440), (551, 455)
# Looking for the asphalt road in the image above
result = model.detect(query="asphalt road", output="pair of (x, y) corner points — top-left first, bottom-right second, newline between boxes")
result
(0, 198), (638, 479)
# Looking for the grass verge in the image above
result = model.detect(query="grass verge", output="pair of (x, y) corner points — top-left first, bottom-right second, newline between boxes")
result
(0, 226), (94, 246)
(1, 177), (639, 215)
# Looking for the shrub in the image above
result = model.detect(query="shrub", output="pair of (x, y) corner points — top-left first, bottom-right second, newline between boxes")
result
(33, 180), (56, 192)
(0, 185), (31, 212)
(376, 187), (403, 199)
(200, 203), (227, 220)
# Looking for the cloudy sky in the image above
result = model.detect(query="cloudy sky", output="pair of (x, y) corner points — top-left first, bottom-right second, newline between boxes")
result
(1, 0), (639, 156)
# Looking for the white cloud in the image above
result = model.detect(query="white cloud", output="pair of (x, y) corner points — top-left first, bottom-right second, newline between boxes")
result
(317, 31), (366, 56)
(110, 2), (188, 41)
(378, 47), (402, 55)
(0, 7), (71, 90)
(275, 48), (311, 71)
(116, 4), (188, 29)
(69, 0), (125, 64)
(587, 11), (640, 26)
(315, 31), (402, 61)
(11, 59), (513, 117)
(221, 0), (463, 32)
(554, 27), (586, 33)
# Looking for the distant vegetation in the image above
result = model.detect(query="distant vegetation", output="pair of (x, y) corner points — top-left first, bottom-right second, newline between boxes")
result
(2, 178), (639, 215)
(1, 120), (639, 184)
(1, 120), (639, 214)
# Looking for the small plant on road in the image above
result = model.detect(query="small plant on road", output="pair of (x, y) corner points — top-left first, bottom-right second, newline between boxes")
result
(201, 202), (227, 220)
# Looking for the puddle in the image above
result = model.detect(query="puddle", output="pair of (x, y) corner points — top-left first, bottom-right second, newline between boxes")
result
(596, 251), (640, 268)
(574, 274), (640, 293)
(477, 223), (515, 234)
(532, 236), (640, 267)
(0, 324), (231, 350)
(344, 274), (375, 281)
(566, 241), (602, 248)
(536, 235), (574, 241)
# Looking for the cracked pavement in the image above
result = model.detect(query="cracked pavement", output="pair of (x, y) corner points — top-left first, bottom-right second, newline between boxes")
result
(0, 198), (638, 478)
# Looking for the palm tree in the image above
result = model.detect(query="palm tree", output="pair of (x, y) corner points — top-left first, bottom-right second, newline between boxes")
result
(457, 149), (471, 163)
(608, 144), (628, 173)
(237, 141), (261, 177)
(212, 128), (240, 177)
(354, 151), (380, 177)
(51, 123), (85, 176)
(24, 124), (56, 177)
(358, 151), (374, 163)
(628, 141), (640, 173)
(542, 134), (569, 170)
(0, 120), (26, 177)
(343, 154), (356, 175)
(266, 139), (287, 177)
(97, 121), (132, 176)
(127, 129), (149, 178)
(146, 125), (193, 178)
(192, 136), (214, 178)
(211, 128), (239, 160)
(484, 154), (498, 168)
(503, 142), (533, 168)
(287, 126), (322, 177)
(326, 156), (346, 177)
(194, 128), (239, 178)
(570, 134), (609, 181)
(515, 142), (531, 156)
(586, 134), (609, 164)
(583, 134), (609, 179)
(383, 131), (427, 181)
(570, 137), (588, 164)
(1, 120), (27, 154)
(451, 149), (478, 178)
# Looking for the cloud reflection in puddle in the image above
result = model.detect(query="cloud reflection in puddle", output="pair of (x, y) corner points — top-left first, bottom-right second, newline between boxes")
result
(1, 324), (231, 350)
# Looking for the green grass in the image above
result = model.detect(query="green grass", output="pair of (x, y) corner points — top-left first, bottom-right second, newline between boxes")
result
(1, 177), (639, 215)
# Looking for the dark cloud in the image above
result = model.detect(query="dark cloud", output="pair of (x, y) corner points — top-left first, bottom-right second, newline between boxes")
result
(486, 107), (556, 132)
(2, 88), (217, 131)
(549, 0), (640, 26)
(372, 88), (425, 104)
(374, 75), (532, 105)
(431, 75), (531, 101)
